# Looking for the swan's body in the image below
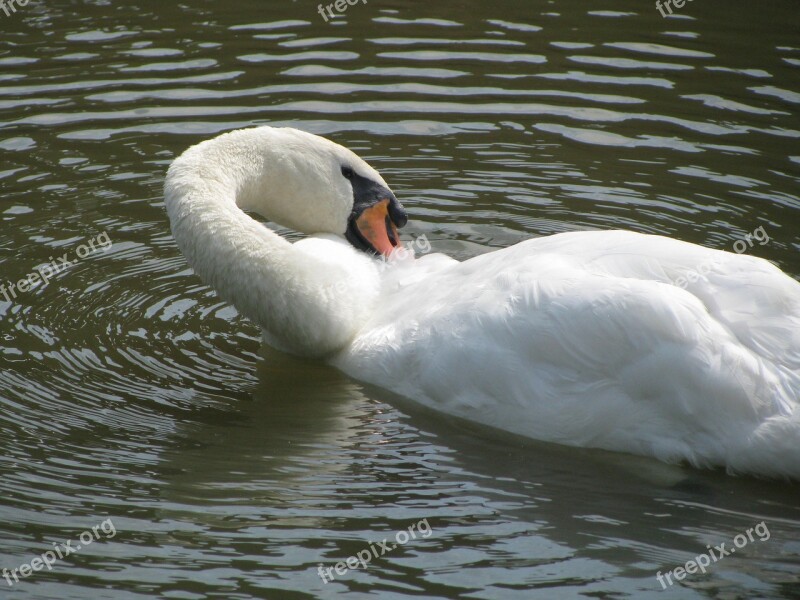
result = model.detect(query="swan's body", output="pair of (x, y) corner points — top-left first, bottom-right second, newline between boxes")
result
(165, 126), (800, 479)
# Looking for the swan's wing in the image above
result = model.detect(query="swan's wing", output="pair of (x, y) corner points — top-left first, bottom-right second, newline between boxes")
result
(336, 230), (800, 477)
(538, 230), (800, 371)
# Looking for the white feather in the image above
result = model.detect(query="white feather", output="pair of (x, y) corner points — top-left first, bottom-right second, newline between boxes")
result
(335, 231), (800, 478)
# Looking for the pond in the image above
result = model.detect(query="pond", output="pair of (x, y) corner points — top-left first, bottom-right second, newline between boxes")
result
(0, 0), (798, 598)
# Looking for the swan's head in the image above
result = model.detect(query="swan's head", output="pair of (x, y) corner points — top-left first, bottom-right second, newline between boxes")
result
(234, 127), (408, 257)
(165, 126), (409, 357)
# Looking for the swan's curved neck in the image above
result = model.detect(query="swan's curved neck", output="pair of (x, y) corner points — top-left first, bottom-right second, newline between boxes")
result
(164, 131), (378, 357)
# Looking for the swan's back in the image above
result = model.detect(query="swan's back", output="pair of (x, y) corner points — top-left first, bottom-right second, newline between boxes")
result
(335, 230), (800, 478)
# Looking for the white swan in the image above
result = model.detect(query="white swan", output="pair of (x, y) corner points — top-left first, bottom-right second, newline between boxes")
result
(165, 126), (800, 479)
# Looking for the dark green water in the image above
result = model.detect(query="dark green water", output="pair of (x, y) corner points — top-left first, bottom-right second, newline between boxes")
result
(1, 1), (799, 598)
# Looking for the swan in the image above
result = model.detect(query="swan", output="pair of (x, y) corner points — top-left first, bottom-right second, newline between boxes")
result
(164, 126), (800, 480)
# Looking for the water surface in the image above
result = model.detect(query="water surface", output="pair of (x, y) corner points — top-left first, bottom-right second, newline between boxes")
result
(1, 0), (799, 598)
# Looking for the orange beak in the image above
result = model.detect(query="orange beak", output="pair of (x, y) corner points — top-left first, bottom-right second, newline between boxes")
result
(352, 199), (402, 257)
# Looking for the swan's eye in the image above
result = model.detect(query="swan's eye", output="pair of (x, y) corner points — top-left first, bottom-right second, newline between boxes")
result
(341, 166), (355, 180)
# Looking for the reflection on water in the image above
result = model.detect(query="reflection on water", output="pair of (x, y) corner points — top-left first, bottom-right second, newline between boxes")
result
(0, 0), (798, 597)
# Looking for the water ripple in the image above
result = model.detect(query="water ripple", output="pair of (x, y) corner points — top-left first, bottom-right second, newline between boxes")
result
(1, 2), (799, 598)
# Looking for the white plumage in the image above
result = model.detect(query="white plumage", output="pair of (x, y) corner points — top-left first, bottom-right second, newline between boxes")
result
(337, 231), (800, 478)
(165, 126), (800, 479)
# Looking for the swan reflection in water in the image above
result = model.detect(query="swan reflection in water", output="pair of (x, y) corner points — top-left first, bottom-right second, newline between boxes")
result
(155, 343), (800, 596)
